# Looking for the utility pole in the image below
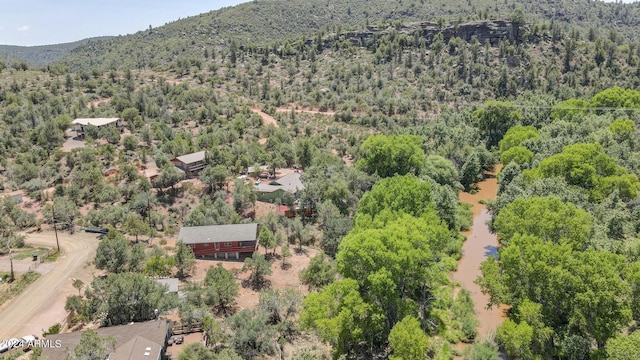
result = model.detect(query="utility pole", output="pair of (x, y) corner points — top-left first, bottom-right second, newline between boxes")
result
(7, 240), (14, 282)
(52, 201), (60, 253)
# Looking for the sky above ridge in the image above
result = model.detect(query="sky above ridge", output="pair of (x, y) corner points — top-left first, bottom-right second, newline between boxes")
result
(0, 0), (249, 46)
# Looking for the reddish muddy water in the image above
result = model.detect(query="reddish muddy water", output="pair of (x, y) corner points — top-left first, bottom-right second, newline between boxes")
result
(452, 164), (507, 338)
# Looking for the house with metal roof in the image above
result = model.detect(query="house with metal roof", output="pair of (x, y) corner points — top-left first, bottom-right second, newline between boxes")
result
(71, 118), (124, 137)
(170, 150), (206, 178)
(41, 320), (171, 360)
(256, 172), (304, 202)
(178, 223), (258, 259)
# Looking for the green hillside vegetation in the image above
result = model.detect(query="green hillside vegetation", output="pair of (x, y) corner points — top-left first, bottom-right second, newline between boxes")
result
(0, 37), (113, 68)
(0, 0), (640, 358)
(40, 0), (640, 71)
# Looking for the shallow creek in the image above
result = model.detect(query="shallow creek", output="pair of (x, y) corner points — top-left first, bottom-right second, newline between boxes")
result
(452, 164), (506, 337)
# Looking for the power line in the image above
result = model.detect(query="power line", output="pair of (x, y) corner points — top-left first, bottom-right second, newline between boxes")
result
(450, 103), (640, 111)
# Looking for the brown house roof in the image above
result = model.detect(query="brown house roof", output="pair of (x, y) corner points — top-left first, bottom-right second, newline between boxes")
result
(178, 223), (258, 245)
(41, 320), (170, 360)
(171, 151), (205, 165)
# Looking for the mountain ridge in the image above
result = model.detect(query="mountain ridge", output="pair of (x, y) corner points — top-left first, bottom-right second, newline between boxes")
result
(0, 36), (113, 68)
(1, 0), (638, 70)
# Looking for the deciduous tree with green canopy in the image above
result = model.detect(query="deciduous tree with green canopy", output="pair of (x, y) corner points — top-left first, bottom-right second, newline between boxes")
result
(355, 174), (433, 224)
(338, 212), (453, 330)
(422, 154), (462, 190)
(590, 87), (640, 113)
(524, 142), (640, 201)
(258, 226), (276, 255)
(496, 318), (534, 360)
(478, 234), (633, 350)
(144, 255), (174, 277)
(493, 196), (592, 249)
(472, 101), (522, 147)
(499, 125), (540, 154)
(606, 330), (640, 360)
(609, 118), (636, 147)
(299, 279), (383, 357)
(550, 98), (590, 121)
(356, 134), (425, 177)
(500, 146), (533, 166)
(460, 152), (483, 191)
(388, 315), (429, 360)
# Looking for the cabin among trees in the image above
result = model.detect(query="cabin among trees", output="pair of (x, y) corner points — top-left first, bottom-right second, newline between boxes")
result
(71, 117), (124, 138)
(178, 223), (258, 259)
(256, 172), (304, 202)
(170, 151), (206, 178)
(41, 320), (171, 360)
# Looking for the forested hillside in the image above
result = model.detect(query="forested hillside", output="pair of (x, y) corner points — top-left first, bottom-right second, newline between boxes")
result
(0, 37), (112, 68)
(48, 0), (640, 71)
(1, 0), (640, 359)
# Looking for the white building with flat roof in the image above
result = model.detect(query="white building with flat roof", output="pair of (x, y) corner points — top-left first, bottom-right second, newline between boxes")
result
(71, 117), (124, 136)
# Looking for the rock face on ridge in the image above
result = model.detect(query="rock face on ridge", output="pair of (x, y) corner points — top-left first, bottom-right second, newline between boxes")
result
(340, 20), (523, 48)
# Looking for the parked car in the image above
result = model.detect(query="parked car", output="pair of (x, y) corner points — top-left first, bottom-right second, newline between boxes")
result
(172, 336), (184, 345)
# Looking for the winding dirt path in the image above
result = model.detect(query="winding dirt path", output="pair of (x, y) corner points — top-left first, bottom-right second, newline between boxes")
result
(250, 108), (279, 128)
(452, 164), (506, 337)
(0, 230), (99, 340)
(275, 107), (335, 116)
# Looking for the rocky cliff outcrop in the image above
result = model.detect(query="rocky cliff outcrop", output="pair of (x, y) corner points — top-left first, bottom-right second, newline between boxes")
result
(340, 20), (523, 48)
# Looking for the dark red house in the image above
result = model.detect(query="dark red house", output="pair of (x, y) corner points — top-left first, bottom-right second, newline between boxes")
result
(178, 223), (258, 259)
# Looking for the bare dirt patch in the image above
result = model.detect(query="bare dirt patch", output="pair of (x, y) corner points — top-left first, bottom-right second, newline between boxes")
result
(188, 245), (319, 312)
(86, 97), (111, 109)
(165, 332), (205, 358)
(61, 130), (86, 152)
(250, 108), (279, 128)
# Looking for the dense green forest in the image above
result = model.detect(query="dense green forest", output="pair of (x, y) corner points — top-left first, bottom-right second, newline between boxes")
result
(1, 0), (640, 359)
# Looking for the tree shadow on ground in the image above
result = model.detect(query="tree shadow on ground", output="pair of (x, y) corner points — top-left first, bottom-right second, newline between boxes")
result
(241, 277), (271, 291)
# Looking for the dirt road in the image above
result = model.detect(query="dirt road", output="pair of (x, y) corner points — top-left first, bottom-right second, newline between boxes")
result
(250, 107), (279, 128)
(0, 230), (99, 340)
